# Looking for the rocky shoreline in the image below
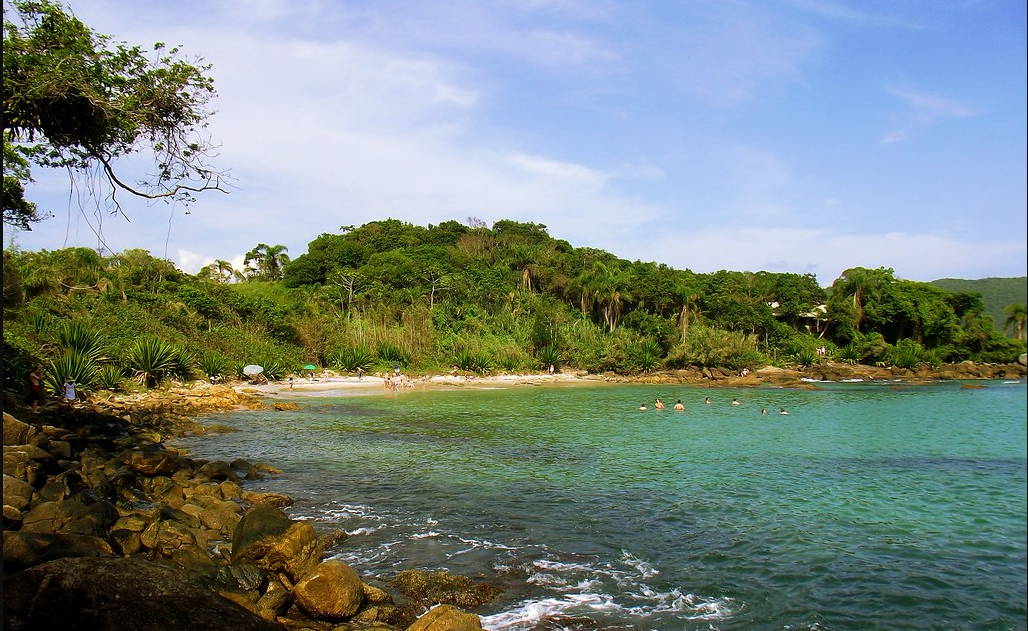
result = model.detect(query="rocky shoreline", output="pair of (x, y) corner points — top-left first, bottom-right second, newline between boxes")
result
(3, 385), (495, 630)
(3, 361), (1025, 630)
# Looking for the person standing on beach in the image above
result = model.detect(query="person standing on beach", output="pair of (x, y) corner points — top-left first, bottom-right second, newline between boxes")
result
(356, 366), (363, 380)
(28, 367), (43, 413)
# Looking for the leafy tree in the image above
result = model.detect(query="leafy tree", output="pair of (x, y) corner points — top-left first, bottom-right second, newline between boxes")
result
(3, 0), (227, 229)
(244, 244), (290, 281)
(830, 267), (894, 334)
(1004, 303), (1027, 341)
(3, 133), (44, 228)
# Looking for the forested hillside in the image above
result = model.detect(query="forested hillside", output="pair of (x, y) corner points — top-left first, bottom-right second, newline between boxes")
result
(930, 277), (1027, 335)
(3, 218), (1026, 401)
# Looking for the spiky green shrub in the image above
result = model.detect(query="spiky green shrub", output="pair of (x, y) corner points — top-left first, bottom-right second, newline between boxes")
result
(794, 348), (818, 367)
(127, 336), (177, 388)
(198, 352), (229, 380)
(376, 341), (410, 364)
(536, 345), (562, 371)
(497, 353), (524, 372)
(332, 345), (375, 372)
(634, 339), (663, 372)
(96, 365), (127, 391)
(27, 312), (52, 335)
(453, 348), (476, 372)
(885, 340), (931, 370)
(665, 325), (764, 370)
(56, 320), (106, 362)
(260, 359), (287, 381)
(45, 350), (98, 396)
(837, 344), (860, 364)
(169, 347), (195, 382)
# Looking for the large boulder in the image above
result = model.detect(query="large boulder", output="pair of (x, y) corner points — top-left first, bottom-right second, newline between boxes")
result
(393, 569), (501, 609)
(231, 504), (322, 580)
(2, 556), (287, 631)
(292, 559), (366, 620)
(406, 604), (484, 631)
(3, 412), (44, 447)
(3, 473), (35, 511)
(2, 530), (114, 574)
(20, 497), (119, 536)
(128, 443), (181, 476)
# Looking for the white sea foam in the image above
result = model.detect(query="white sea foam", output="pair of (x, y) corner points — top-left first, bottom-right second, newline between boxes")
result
(620, 550), (660, 578)
(411, 531), (443, 539)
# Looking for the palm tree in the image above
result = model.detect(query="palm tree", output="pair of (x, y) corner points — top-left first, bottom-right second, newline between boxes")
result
(832, 267), (892, 334)
(1004, 303), (1028, 341)
(244, 244), (290, 281)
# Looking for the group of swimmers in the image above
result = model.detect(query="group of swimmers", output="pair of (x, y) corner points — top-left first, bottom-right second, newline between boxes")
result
(639, 397), (788, 415)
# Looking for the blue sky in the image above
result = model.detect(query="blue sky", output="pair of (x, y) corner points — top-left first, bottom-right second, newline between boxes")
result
(6, 0), (1026, 285)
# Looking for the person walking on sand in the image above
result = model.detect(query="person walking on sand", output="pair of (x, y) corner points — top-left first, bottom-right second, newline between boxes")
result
(549, 363), (555, 375)
(674, 400), (685, 411)
(356, 366), (363, 380)
(28, 367), (43, 413)
(63, 376), (76, 406)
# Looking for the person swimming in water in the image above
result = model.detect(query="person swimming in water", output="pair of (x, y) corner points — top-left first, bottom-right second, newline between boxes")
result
(639, 403), (648, 411)
(674, 400), (684, 411)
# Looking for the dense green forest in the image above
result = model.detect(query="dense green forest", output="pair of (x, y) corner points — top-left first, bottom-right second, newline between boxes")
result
(930, 277), (1027, 335)
(3, 3), (1025, 402)
(3, 218), (1026, 401)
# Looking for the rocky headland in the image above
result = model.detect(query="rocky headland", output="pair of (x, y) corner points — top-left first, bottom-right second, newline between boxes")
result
(3, 360), (1025, 630)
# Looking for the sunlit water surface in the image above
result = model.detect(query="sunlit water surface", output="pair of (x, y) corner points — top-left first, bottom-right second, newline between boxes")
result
(180, 379), (1027, 631)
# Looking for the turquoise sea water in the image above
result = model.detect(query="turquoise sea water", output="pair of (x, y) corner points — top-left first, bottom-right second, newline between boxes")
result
(181, 379), (1027, 630)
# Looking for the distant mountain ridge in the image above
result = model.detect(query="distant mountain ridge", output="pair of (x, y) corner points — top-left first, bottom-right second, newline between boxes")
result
(930, 277), (1027, 336)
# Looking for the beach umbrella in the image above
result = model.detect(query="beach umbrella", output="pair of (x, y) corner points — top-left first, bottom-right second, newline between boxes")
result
(243, 364), (264, 376)
(303, 364), (317, 371)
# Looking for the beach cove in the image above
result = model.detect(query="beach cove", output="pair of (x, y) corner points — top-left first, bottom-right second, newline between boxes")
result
(4, 362), (1027, 630)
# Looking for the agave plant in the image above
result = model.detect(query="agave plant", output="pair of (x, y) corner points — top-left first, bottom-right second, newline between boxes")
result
(837, 344), (860, 365)
(332, 346), (375, 372)
(536, 345), (562, 371)
(44, 350), (98, 396)
(96, 365), (127, 391)
(27, 312), (52, 335)
(497, 353), (523, 372)
(55, 320), (106, 362)
(127, 336), (177, 388)
(255, 358), (286, 381)
(168, 346), (196, 382)
(452, 348), (476, 372)
(636, 339), (663, 372)
(198, 352), (229, 381)
(376, 341), (410, 364)
(794, 348), (818, 368)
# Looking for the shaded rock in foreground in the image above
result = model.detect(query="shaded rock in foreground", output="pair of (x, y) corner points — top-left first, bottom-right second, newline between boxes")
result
(2, 556), (286, 631)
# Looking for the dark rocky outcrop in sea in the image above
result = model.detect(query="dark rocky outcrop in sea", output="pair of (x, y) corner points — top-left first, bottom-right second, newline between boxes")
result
(2, 385), (495, 631)
(601, 360), (1026, 388)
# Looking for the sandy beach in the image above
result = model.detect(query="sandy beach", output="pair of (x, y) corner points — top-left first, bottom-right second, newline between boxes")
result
(240, 370), (607, 397)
